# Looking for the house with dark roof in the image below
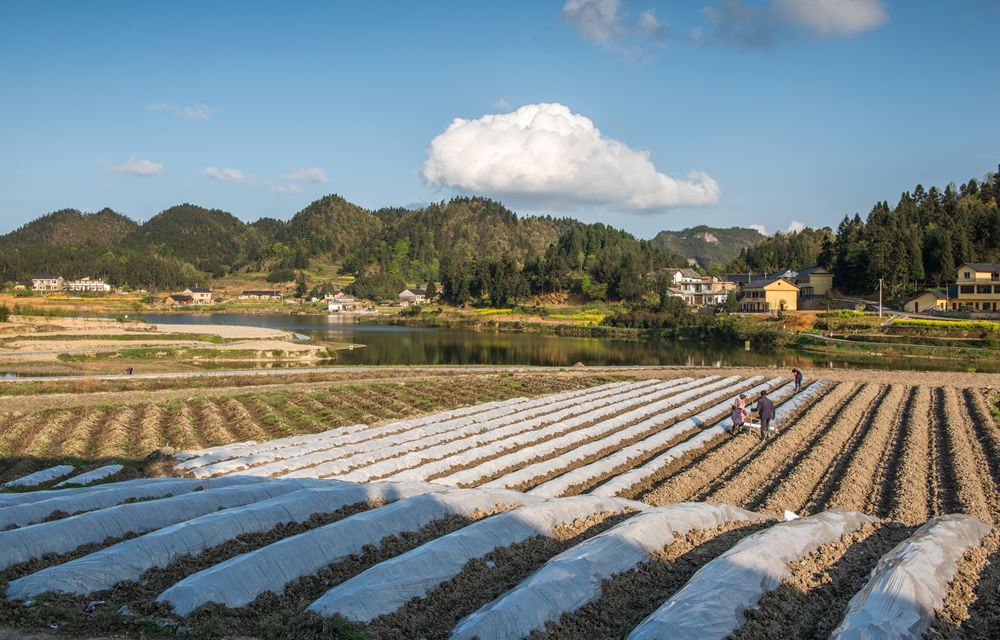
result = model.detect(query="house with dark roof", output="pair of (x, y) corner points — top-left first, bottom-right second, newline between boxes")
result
(951, 263), (1000, 312)
(31, 275), (63, 291)
(164, 294), (194, 306)
(398, 288), (428, 306)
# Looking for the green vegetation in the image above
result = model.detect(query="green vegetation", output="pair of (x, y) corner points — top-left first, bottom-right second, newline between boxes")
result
(894, 318), (1000, 332)
(651, 225), (766, 270)
(727, 227), (834, 273)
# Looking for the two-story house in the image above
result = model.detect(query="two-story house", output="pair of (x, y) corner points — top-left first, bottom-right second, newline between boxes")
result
(182, 288), (213, 304)
(738, 277), (799, 312)
(951, 262), (1000, 312)
(31, 275), (64, 291)
(398, 288), (428, 306)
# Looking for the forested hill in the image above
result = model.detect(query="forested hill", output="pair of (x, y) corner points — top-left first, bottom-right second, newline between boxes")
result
(724, 169), (1000, 299)
(1, 208), (138, 247)
(0, 195), (685, 298)
(651, 226), (766, 268)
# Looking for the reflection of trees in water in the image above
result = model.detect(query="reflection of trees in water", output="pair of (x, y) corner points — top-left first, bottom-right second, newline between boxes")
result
(141, 314), (1000, 372)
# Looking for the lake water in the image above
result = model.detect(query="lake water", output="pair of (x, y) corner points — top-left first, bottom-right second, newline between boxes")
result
(140, 313), (996, 372)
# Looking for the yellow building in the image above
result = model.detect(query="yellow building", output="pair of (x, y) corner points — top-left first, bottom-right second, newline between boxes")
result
(904, 290), (947, 313)
(793, 266), (833, 297)
(739, 278), (799, 312)
(951, 262), (1000, 312)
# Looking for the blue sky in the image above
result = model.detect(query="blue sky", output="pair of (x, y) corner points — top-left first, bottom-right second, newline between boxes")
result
(1, 0), (997, 239)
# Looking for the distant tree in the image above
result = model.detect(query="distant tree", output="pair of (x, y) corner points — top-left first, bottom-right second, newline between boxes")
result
(0, 304), (9, 322)
(266, 268), (295, 283)
(294, 271), (308, 298)
(722, 291), (740, 313)
(425, 279), (437, 299)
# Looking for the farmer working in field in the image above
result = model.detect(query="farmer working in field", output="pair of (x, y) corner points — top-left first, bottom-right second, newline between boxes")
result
(754, 389), (775, 442)
(729, 400), (746, 435)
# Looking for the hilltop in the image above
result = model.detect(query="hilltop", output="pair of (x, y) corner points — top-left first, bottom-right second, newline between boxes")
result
(650, 225), (766, 268)
(1, 208), (138, 247)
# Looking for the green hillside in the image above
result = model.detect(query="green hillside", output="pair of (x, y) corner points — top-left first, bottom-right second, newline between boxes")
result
(650, 225), (765, 268)
(1, 208), (138, 247)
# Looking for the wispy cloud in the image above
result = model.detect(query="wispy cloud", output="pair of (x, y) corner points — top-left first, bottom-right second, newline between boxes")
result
(493, 98), (511, 110)
(263, 181), (302, 194)
(749, 223), (768, 235)
(146, 102), (214, 121)
(562, 0), (666, 60)
(702, 0), (887, 49)
(202, 166), (249, 183)
(284, 167), (328, 183)
(786, 219), (806, 233)
(106, 156), (165, 176)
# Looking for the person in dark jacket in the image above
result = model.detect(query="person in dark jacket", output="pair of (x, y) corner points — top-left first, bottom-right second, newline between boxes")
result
(755, 389), (775, 442)
(792, 368), (803, 392)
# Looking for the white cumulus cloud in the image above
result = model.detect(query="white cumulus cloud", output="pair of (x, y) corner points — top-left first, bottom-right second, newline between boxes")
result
(108, 157), (164, 176)
(422, 103), (720, 211)
(774, 0), (887, 36)
(749, 224), (768, 235)
(146, 102), (214, 121)
(284, 167), (328, 183)
(202, 166), (249, 183)
(786, 219), (806, 233)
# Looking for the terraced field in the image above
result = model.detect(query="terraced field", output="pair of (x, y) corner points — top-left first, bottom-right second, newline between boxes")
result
(1, 371), (998, 639)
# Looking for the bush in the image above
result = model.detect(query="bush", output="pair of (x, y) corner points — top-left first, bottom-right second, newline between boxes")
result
(266, 268), (296, 283)
(0, 304), (8, 322)
(895, 318), (1000, 332)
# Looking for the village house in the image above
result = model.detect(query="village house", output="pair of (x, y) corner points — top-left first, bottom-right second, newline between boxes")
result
(725, 266), (833, 301)
(239, 290), (282, 301)
(398, 287), (428, 306)
(739, 277), (800, 312)
(66, 277), (111, 293)
(182, 287), (212, 304)
(164, 293), (195, 306)
(327, 292), (359, 312)
(950, 262), (1000, 312)
(662, 269), (732, 307)
(31, 275), (64, 291)
(904, 290), (948, 313)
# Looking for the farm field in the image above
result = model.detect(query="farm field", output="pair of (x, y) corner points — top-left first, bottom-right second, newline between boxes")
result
(0, 367), (998, 639)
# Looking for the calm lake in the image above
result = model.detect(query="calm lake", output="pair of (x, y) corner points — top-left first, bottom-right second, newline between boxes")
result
(141, 313), (996, 372)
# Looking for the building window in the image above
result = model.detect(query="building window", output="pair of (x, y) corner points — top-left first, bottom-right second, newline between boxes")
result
(978, 285), (992, 294)
(964, 271), (972, 279)
(960, 285), (974, 294)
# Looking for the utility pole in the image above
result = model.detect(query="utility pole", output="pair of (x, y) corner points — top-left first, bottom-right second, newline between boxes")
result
(878, 278), (883, 318)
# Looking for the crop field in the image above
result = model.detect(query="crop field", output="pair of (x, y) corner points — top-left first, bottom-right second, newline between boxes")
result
(0, 369), (998, 639)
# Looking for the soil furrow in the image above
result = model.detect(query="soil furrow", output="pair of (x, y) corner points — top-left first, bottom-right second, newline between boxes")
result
(889, 385), (933, 524)
(363, 511), (634, 640)
(689, 383), (860, 510)
(730, 521), (916, 640)
(931, 388), (975, 516)
(532, 521), (770, 640)
(867, 387), (916, 517)
(810, 385), (906, 514)
(219, 398), (270, 442)
(753, 384), (885, 516)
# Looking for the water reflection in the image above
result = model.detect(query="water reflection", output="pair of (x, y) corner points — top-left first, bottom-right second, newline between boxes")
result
(135, 313), (1000, 373)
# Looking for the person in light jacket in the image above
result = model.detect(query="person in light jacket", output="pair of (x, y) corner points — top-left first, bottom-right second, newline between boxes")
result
(754, 389), (775, 442)
(729, 401), (746, 435)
